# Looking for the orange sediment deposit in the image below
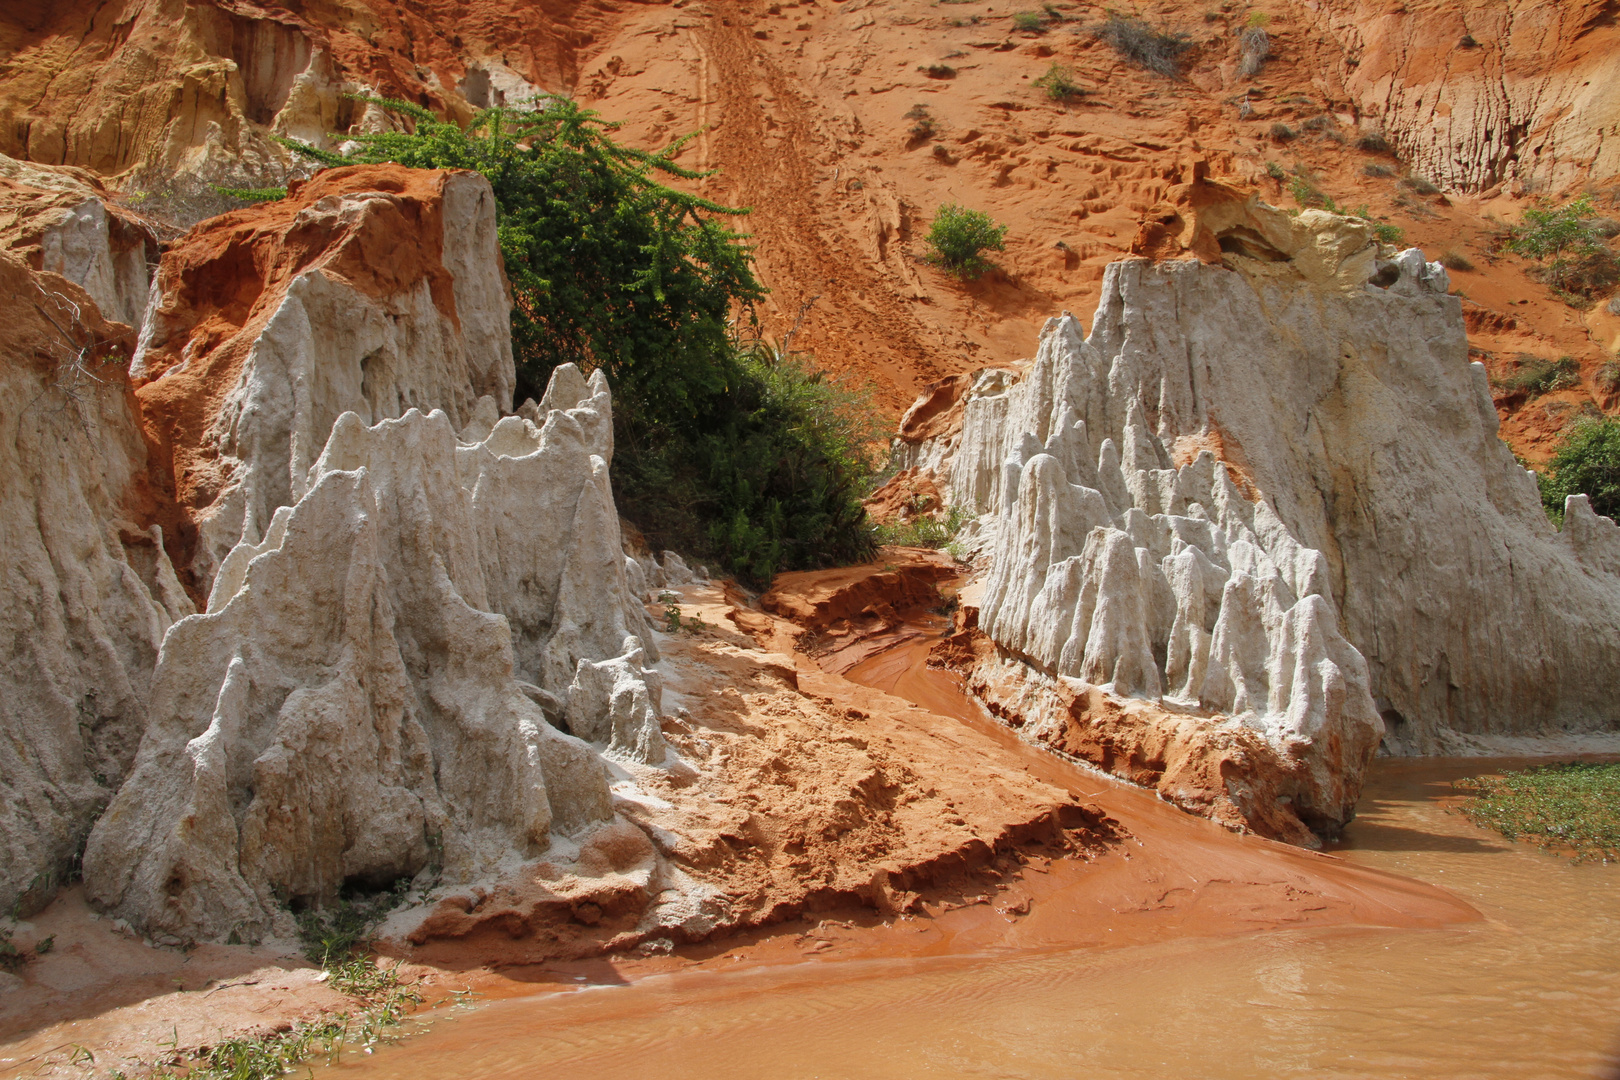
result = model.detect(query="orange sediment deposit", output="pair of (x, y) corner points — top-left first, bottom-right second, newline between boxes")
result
(0, 560), (1479, 1078)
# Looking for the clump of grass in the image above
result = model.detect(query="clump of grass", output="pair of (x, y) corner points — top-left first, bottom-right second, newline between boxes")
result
(1362, 162), (1395, 178)
(1440, 249), (1474, 271)
(1092, 13), (1192, 77)
(918, 63), (957, 78)
(876, 505), (974, 548)
(1355, 131), (1393, 154)
(1401, 173), (1441, 196)
(1300, 113), (1336, 134)
(1033, 62), (1083, 101)
(1454, 762), (1620, 862)
(925, 203), (1008, 278)
(1011, 10), (1044, 32)
(1265, 160), (1286, 180)
(294, 881), (411, 966)
(1270, 121), (1296, 141)
(1494, 355), (1581, 397)
(905, 103), (937, 140)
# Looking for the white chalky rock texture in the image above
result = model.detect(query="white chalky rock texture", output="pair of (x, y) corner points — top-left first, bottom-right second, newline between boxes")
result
(960, 222), (1620, 783)
(0, 258), (191, 915)
(143, 172), (517, 596)
(83, 365), (666, 943)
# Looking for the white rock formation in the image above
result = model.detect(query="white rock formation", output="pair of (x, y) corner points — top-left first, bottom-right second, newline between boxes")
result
(956, 215), (1620, 771)
(84, 365), (666, 943)
(0, 257), (191, 915)
(136, 173), (517, 596)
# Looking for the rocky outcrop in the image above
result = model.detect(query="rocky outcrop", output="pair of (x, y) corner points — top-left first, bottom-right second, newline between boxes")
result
(1304, 0), (1620, 195)
(946, 206), (1620, 833)
(0, 154), (160, 327)
(83, 365), (664, 944)
(132, 164), (514, 602)
(0, 159), (669, 942)
(0, 0), (562, 183)
(0, 253), (189, 916)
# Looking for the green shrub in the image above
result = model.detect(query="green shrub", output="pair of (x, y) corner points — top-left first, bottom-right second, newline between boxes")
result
(905, 103), (937, 140)
(1455, 762), (1620, 862)
(1507, 196), (1620, 300)
(613, 340), (883, 586)
(875, 505), (974, 548)
(1033, 62), (1084, 101)
(286, 98), (878, 585)
(1270, 121), (1296, 141)
(1496, 355), (1580, 397)
(1011, 10), (1044, 32)
(1092, 14), (1191, 77)
(1537, 416), (1620, 522)
(925, 203), (1008, 278)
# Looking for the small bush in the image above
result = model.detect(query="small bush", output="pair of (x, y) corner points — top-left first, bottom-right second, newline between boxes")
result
(1440, 249), (1474, 272)
(1012, 10), (1044, 32)
(1401, 173), (1441, 196)
(1537, 416), (1620, 522)
(1362, 162), (1395, 178)
(1596, 360), (1620, 395)
(1033, 62), (1084, 101)
(1237, 26), (1269, 78)
(1301, 114), (1336, 134)
(1288, 171), (1324, 208)
(919, 63), (957, 78)
(1584, 217), (1620, 239)
(1092, 13), (1192, 77)
(1509, 194), (1620, 301)
(1265, 160), (1286, 180)
(1496, 355), (1581, 397)
(1355, 131), (1392, 154)
(905, 104), (937, 140)
(1609, 294), (1620, 316)
(925, 202), (1008, 278)
(875, 505), (974, 548)
(1270, 121), (1297, 141)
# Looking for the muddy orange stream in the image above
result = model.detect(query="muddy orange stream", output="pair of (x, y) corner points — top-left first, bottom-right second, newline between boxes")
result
(322, 623), (1620, 1079)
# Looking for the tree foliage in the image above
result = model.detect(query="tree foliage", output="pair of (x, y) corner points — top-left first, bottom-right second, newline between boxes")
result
(296, 97), (763, 413)
(287, 98), (876, 584)
(1538, 416), (1620, 524)
(1507, 194), (1620, 302)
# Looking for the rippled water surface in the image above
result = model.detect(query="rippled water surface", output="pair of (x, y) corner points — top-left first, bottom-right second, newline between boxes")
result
(330, 757), (1620, 1079)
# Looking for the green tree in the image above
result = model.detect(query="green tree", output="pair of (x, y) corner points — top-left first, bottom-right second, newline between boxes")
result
(287, 98), (877, 584)
(1538, 416), (1620, 523)
(291, 97), (763, 413)
(925, 203), (1008, 278)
